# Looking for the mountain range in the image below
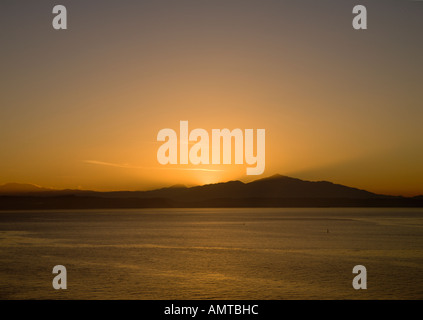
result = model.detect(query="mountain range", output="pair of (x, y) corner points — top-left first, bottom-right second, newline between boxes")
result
(0, 175), (422, 209)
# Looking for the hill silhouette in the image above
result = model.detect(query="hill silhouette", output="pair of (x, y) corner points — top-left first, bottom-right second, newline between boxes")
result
(0, 175), (422, 209)
(0, 183), (52, 194)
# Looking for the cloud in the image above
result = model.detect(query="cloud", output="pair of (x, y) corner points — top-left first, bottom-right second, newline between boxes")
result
(83, 160), (224, 172)
(83, 160), (143, 169)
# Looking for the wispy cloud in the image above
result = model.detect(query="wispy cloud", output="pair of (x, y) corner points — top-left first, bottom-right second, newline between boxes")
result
(83, 160), (224, 172)
(83, 160), (144, 169)
(175, 168), (224, 172)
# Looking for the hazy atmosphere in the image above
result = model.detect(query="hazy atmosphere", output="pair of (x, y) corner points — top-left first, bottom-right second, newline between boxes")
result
(2, 1), (423, 303)
(1, 0), (423, 195)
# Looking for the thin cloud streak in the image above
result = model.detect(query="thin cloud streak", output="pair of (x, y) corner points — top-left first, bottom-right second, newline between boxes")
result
(83, 160), (142, 169)
(83, 160), (224, 172)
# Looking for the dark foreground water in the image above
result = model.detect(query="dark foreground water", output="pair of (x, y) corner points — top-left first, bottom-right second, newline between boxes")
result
(1, 208), (423, 299)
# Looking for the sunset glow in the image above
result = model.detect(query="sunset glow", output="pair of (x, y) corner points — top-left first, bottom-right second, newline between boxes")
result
(1, 1), (423, 196)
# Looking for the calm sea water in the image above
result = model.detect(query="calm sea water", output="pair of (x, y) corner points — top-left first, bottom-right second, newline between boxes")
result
(1, 208), (423, 299)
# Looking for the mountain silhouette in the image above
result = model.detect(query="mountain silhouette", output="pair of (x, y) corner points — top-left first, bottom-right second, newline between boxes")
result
(0, 183), (52, 193)
(0, 175), (422, 209)
(109, 174), (379, 202)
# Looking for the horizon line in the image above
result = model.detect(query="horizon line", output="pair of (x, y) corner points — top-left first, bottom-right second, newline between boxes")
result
(0, 174), (422, 198)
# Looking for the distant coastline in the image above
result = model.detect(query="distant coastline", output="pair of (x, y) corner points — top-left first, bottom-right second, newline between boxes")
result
(1, 175), (422, 210)
(1, 195), (423, 210)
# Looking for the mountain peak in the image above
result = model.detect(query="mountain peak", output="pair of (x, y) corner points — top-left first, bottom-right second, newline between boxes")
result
(168, 184), (187, 189)
(250, 174), (300, 183)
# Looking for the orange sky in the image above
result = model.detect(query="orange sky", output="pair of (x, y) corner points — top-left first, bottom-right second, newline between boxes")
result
(1, 0), (423, 196)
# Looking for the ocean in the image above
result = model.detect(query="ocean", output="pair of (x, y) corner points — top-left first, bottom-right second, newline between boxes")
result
(1, 208), (422, 299)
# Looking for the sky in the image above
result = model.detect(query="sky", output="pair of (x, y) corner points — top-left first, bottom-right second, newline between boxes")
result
(1, 0), (423, 196)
